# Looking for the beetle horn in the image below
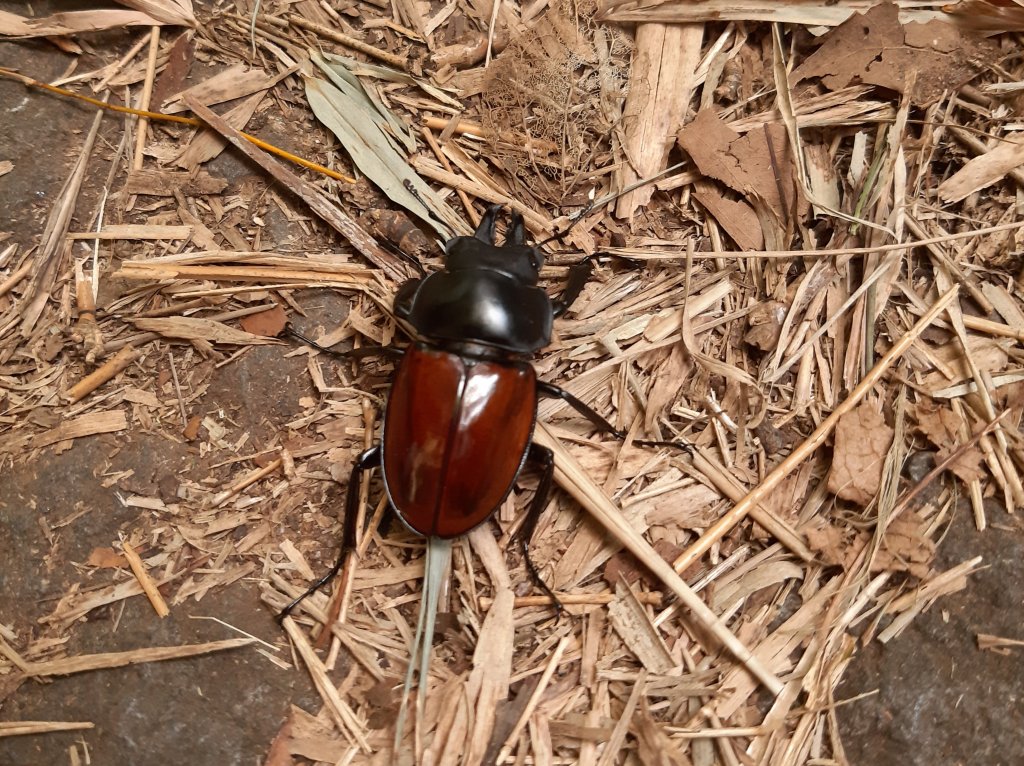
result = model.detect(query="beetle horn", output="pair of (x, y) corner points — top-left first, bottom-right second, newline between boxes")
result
(507, 211), (526, 246)
(474, 204), (502, 244)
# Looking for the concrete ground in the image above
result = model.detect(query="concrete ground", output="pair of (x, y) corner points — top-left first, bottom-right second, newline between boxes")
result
(0, 30), (318, 765)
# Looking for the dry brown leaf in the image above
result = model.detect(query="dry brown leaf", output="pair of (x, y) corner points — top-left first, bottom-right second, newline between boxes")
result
(644, 342), (690, 433)
(872, 509), (936, 579)
(745, 300), (788, 351)
(804, 521), (848, 567)
(86, 548), (129, 569)
(239, 305), (288, 337)
(791, 2), (995, 105)
(691, 180), (764, 251)
(827, 403), (895, 506)
(151, 31), (195, 107)
(941, 441), (986, 484)
(914, 400), (964, 446)
(678, 110), (798, 219)
(182, 415), (202, 441)
(175, 91), (266, 171)
(162, 63), (277, 113)
(913, 401), (986, 482)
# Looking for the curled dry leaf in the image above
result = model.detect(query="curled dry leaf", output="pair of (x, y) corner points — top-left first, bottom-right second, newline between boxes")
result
(677, 110), (799, 223)
(239, 304), (288, 337)
(805, 519), (868, 569)
(678, 109), (801, 250)
(745, 300), (788, 351)
(86, 547), (129, 569)
(872, 509), (936, 580)
(827, 403), (895, 506)
(791, 1), (997, 106)
(913, 401), (986, 483)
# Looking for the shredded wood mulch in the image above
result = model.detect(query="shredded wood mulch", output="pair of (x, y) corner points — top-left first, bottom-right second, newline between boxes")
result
(3, 0), (1024, 762)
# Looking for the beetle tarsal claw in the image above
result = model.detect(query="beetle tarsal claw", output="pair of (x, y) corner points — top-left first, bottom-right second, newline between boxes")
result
(634, 438), (694, 455)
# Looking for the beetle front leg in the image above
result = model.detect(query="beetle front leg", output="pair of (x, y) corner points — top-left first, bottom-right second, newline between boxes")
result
(552, 256), (595, 318)
(519, 443), (563, 615)
(538, 381), (623, 437)
(278, 445), (382, 621)
(288, 328), (405, 362)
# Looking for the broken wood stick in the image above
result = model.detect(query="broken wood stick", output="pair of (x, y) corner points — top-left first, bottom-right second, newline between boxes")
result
(121, 541), (170, 618)
(64, 345), (141, 403)
(209, 457), (284, 508)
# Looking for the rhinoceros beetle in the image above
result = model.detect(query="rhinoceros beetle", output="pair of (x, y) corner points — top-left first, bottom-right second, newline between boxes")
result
(280, 204), (666, 618)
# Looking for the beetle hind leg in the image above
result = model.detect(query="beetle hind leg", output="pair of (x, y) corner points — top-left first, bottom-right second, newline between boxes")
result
(277, 445), (382, 621)
(519, 443), (564, 616)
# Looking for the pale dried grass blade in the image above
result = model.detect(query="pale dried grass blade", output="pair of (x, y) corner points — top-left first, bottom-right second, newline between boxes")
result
(20, 638), (254, 677)
(599, 0), (950, 26)
(0, 721), (95, 738)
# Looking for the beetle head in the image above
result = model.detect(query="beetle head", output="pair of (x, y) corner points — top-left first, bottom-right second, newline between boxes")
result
(443, 205), (543, 285)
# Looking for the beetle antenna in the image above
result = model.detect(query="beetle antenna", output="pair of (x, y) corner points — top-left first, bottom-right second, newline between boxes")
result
(401, 179), (452, 235)
(534, 188), (598, 248)
(535, 159), (690, 249)
(380, 237), (429, 277)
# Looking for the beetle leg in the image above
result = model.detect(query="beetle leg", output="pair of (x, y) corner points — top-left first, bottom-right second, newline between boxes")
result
(537, 381), (623, 437)
(288, 328), (405, 362)
(474, 204), (503, 243)
(278, 445), (382, 621)
(520, 443), (564, 616)
(538, 381), (691, 452)
(551, 256), (595, 318)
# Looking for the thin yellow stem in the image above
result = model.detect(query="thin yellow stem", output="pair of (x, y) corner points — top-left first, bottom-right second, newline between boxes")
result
(0, 67), (354, 183)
